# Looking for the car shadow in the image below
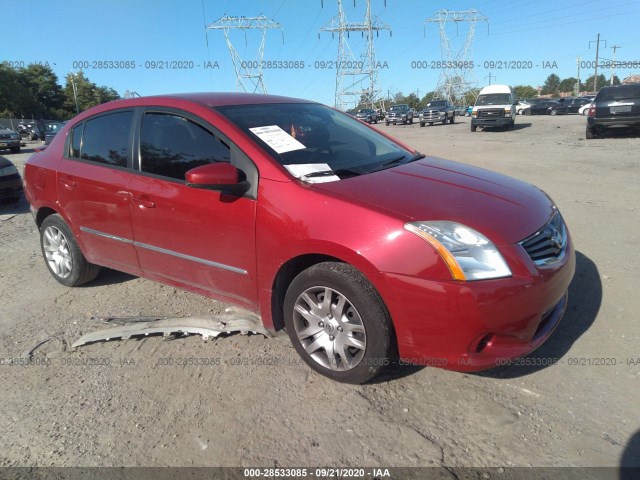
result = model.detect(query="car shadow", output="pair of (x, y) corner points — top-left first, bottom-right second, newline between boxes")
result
(84, 267), (137, 288)
(0, 195), (30, 215)
(620, 429), (640, 477)
(479, 123), (531, 132)
(476, 250), (601, 379)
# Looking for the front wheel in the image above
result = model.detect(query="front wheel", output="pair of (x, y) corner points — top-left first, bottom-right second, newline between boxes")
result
(471, 124), (477, 132)
(450, 115), (455, 124)
(283, 262), (392, 384)
(40, 214), (100, 287)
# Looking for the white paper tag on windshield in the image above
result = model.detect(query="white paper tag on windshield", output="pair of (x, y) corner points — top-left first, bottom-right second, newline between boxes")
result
(249, 125), (306, 154)
(284, 164), (340, 183)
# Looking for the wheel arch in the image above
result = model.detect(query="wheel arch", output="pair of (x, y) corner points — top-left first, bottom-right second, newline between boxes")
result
(35, 206), (59, 229)
(269, 252), (396, 336)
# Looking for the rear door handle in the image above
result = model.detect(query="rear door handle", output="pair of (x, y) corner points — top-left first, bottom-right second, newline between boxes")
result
(133, 196), (155, 209)
(59, 177), (76, 189)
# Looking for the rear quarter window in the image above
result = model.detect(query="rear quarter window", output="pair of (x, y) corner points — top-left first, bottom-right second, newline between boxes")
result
(78, 111), (133, 167)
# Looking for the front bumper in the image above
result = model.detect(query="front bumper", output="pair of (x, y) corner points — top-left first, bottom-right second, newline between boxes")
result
(0, 139), (21, 150)
(472, 116), (512, 127)
(420, 113), (446, 122)
(383, 239), (576, 371)
(387, 116), (408, 124)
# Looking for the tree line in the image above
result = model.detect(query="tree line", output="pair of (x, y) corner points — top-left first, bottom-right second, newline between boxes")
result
(0, 63), (119, 121)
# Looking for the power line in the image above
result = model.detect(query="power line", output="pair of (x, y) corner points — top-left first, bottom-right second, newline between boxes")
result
(319, 0), (391, 111)
(207, 15), (283, 94)
(425, 9), (488, 104)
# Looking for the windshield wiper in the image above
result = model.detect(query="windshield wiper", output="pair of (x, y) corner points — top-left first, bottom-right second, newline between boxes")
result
(371, 152), (425, 173)
(301, 168), (362, 180)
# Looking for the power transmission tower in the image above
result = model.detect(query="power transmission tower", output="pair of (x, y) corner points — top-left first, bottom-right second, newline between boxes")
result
(207, 15), (282, 94)
(425, 9), (488, 105)
(610, 45), (621, 85)
(319, 0), (391, 111)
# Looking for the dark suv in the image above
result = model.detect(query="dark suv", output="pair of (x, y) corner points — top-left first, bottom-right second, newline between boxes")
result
(385, 104), (414, 125)
(354, 108), (378, 124)
(419, 100), (455, 126)
(586, 84), (640, 139)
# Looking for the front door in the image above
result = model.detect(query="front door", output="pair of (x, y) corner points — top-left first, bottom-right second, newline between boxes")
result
(128, 110), (257, 306)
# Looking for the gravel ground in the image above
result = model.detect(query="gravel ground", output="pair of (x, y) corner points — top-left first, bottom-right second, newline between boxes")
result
(0, 114), (638, 470)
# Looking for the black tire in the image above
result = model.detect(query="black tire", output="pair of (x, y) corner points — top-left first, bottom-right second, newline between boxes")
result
(10, 146), (20, 153)
(409, 117), (414, 124)
(471, 124), (477, 132)
(524, 109), (531, 116)
(283, 262), (392, 384)
(442, 118), (447, 125)
(385, 122), (389, 126)
(450, 115), (455, 124)
(40, 214), (100, 287)
(420, 122), (425, 127)
(585, 126), (595, 139)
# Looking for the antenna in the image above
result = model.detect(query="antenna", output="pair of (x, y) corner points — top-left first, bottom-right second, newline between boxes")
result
(425, 9), (488, 104)
(319, 0), (391, 111)
(207, 14), (282, 94)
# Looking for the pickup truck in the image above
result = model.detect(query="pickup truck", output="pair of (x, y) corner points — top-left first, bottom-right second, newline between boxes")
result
(419, 100), (455, 126)
(385, 104), (414, 125)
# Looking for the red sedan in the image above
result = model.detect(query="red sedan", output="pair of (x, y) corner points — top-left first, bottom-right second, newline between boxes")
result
(24, 93), (575, 383)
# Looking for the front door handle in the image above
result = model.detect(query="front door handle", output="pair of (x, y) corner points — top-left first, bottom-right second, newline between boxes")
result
(133, 196), (155, 209)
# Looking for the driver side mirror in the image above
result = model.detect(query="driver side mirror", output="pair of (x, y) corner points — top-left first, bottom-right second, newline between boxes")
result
(185, 162), (250, 196)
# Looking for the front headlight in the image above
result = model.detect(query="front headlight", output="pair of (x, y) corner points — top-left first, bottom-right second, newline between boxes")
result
(404, 221), (512, 281)
(0, 165), (19, 176)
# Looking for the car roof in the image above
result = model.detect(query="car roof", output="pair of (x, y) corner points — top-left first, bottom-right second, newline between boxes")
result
(63, 92), (321, 124)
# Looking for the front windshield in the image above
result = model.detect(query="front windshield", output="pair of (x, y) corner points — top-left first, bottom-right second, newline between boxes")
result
(426, 101), (446, 108)
(216, 103), (415, 179)
(475, 94), (512, 106)
(390, 105), (407, 111)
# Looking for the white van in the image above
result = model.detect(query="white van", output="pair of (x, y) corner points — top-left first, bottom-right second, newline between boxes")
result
(471, 85), (516, 131)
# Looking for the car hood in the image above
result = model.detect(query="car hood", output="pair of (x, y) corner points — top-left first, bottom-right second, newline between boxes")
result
(312, 156), (555, 245)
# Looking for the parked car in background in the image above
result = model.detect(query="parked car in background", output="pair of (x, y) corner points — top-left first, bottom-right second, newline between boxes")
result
(516, 101), (532, 115)
(0, 128), (22, 153)
(579, 102), (594, 115)
(386, 104), (414, 125)
(558, 98), (592, 114)
(23, 92), (574, 384)
(419, 100), (455, 126)
(526, 101), (562, 115)
(586, 84), (640, 139)
(471, 84), (516, 131)
(354, 108), (379, 124)
(0, 157), (22, 203)
(16, 122), (42, 141)
(44, 121), (67, 145)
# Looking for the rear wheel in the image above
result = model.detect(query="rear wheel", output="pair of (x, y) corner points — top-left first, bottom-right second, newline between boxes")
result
(585, 126), (595, 139)
(40, 214), (100, 287)
(283, 262), (392, 384)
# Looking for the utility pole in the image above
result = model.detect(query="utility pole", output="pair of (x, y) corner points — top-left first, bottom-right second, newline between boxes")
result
(69, 73), (80, 114)
(207, 15), (282, 94)
(610, 45), (621, 85)
(575, 57), (581, 96)
(320, 0), (391, 111)
(425, 9), (489, 105)
(589, 33), (606, 94)
(484, 72), (495, 85)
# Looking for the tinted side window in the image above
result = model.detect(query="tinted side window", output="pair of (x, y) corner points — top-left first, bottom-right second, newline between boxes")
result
(140, 112), (230, 180)
(69, 123), (84, 158)
(80, 111), (132, 167)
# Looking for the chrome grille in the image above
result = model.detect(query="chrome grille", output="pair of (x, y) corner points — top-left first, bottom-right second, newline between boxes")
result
(519, 212), (567, 267)
(477, 109), (505, 118)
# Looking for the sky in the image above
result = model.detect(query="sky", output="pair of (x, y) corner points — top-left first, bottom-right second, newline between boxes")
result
(3, 0), (640, 108)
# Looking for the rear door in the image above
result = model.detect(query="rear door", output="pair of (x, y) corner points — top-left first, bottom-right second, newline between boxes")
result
(57, 110), (138, 270)
(128, 109), (258, 306)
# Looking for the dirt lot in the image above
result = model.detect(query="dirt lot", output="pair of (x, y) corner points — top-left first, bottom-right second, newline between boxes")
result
(0, 114), (639, 471)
